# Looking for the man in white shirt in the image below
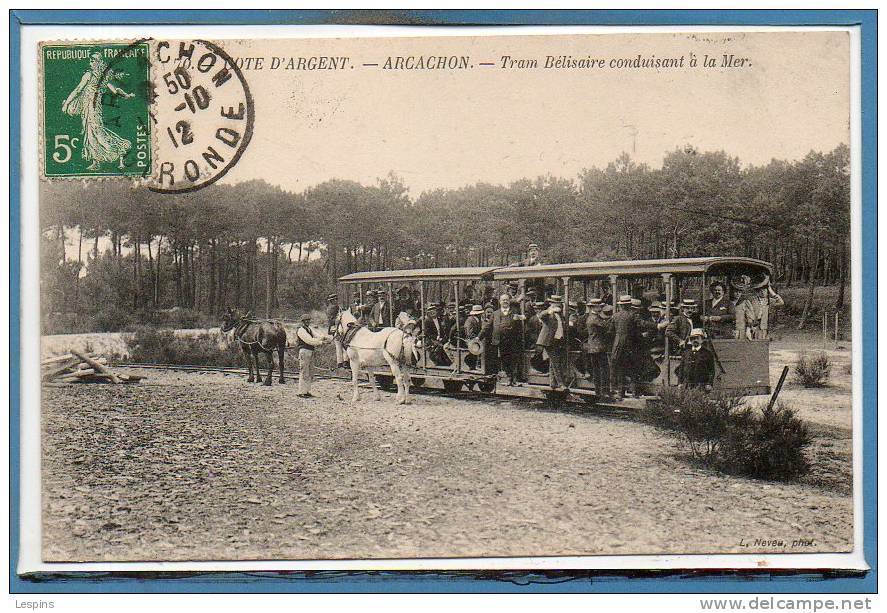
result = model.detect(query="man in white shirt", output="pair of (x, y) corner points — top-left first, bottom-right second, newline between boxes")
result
(296, 313), (326, 398)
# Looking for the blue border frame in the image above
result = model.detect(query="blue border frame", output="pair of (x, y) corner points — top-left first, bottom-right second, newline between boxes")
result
(9, 9), (877, 594)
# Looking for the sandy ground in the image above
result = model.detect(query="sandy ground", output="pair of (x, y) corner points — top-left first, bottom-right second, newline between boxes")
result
(41, 341), (853, 562)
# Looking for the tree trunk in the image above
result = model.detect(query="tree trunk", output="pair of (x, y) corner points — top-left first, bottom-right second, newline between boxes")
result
(835, 241), (847, 310)
(265, 238), (273, 318)
(798, 245), (821, 329)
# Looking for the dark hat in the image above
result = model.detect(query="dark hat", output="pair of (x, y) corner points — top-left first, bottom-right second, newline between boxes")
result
(326, 293), (338, 301)
(426, 304), (439, 312)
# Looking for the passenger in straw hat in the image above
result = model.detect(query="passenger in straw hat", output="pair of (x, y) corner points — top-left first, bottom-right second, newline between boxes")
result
(325, 293), (347, 368)
(296, 312), (327, 398)
(676, 328), (716, 390)
(492, 293), (526, 386)
(734, 274), (784, 340)
(585, 297), (613, 400)
(667, 298), (698, 349)
(610, 295), (641, 400)
(538, 295), (572, 391)
(462, 304), (485, 369)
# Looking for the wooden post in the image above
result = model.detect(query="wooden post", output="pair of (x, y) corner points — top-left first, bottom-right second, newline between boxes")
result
(835, 312), (840, 348)
(822, 311), (827, 348)
(663, 273), (673, 386)
(454, 281), (461, 373)
(562, 276), (571, 376)
(419, 281), (427, 371)
(387, 282), (395, 327)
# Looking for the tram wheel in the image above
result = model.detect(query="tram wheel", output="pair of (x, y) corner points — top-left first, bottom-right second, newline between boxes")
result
(442, 380), (464, 394)
(410, 377), (425, 387)
(543, 389), (569, 404)
(375, 374), (397, 391)
(476, 381), (497, 393)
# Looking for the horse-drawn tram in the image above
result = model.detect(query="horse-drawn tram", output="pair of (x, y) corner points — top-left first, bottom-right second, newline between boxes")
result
(337, 256), (773, 403)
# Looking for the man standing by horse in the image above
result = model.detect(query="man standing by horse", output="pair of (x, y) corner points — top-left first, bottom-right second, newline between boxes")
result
(326, 293), (346, 369)
(296, 312), (327, 398)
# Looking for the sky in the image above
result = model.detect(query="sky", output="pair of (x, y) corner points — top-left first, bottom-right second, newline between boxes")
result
(212, 30), (850, 197)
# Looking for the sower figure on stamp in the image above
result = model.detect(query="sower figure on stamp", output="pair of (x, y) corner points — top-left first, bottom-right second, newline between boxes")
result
(296, 313), (327, 398)
(62, 52), (136, 170)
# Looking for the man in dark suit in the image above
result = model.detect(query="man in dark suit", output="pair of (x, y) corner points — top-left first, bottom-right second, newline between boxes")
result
(422, 304), (450, 366)
(372, 291), (393, 329)
(703, 281), (736, 339)
(667, 298), (702, 350)
(491, 293), (525, 386)
(357, 290), (377, 326)
(610, 295), (641, 400)
(585, 298), (612, 399)
(538, 295), (571, 391)
(677, 328), (716, 390)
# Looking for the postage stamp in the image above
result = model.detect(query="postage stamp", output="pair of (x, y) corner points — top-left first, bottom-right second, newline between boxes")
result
(41, 42), (152, 178)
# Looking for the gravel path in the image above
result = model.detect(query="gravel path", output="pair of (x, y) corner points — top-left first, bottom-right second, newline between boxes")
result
(42, 370), (853, 562)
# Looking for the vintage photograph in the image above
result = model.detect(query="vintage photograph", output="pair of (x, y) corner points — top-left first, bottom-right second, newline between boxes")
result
(34, 29), (854, 563)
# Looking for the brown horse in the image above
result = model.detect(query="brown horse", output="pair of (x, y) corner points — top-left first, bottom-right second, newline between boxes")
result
(221, 307), (287, 386)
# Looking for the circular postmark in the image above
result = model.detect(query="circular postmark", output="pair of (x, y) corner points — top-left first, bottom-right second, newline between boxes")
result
(148, 39), (255, 194)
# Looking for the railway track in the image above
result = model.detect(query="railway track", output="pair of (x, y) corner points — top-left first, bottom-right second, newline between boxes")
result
(112, 362), (647, 413)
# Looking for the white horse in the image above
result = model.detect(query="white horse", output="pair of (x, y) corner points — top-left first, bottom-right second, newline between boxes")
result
(336, 308), (420, 404)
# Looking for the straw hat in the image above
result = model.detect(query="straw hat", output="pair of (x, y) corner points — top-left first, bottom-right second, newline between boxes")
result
(617, 294), (632, 305)
(326, 293), (338, 301)
(469, 304), (484, 316)
(631, 298), (643, 308)
(689, 328), (706, 339)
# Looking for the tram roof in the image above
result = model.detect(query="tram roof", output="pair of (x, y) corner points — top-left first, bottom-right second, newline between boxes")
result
(338, 266), (500, 283)
(492, 257), (773, 280)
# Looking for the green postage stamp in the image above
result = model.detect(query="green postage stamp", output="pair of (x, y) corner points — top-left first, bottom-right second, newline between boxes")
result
(41, 42), (152, 178)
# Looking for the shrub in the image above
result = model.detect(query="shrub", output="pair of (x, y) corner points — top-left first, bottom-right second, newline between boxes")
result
(719, 402), (812, 480)
(675, 389), (745, 465)
(125, 326), (243, 367)
(794, 352), (831, 387)
(642, 386), (695, 431)
(652, 387), (812, 481)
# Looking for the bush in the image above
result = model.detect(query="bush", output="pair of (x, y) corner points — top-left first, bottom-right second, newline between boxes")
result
(125, 325), (244, 367)
(719, 402), (812, 480)
(794, 352), (831, 387)
(651, 387), (811, 481)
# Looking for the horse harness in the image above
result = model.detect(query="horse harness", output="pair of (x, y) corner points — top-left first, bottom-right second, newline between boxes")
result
(341, 323), (416, 366)
(232, 317), (278, 352)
